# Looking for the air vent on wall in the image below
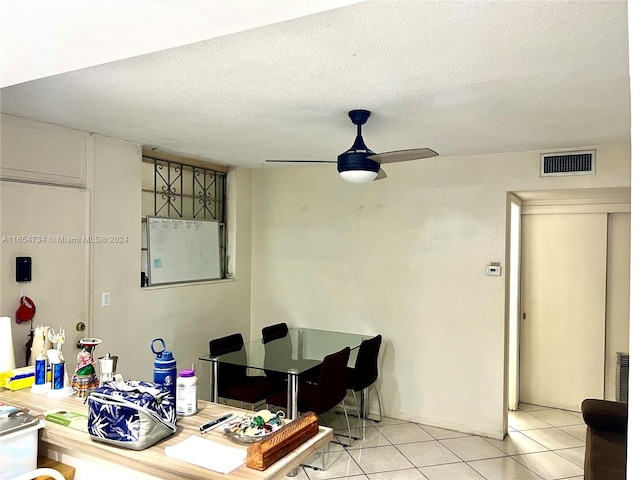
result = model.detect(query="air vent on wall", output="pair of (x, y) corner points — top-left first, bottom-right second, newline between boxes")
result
(616, 352), (629, 403)
(540, 150), (596, 176)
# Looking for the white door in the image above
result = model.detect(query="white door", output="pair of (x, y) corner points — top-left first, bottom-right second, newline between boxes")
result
(520, 213), (607, 411)
(1, 182), (90, 368)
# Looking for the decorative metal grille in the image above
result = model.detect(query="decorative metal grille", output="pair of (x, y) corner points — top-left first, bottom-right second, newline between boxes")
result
(141, 155), (227, 284)
(154, 160), (183, 218)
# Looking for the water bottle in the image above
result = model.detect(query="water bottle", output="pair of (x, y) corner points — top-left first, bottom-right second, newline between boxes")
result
(150, 338), (177, 401)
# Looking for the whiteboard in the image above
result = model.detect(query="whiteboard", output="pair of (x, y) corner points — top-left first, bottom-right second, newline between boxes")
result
(147, 216), (221, 285)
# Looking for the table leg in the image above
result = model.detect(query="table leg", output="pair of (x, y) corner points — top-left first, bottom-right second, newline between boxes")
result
(286, 369), (299, 419)
(286, 369), (300, 477)
(296, 329), (303, 360)
(211, 358), (219, 403)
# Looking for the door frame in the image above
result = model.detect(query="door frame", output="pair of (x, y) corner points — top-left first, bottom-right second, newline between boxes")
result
(506, 194), (521, 412)
(503, 188), (630, 427)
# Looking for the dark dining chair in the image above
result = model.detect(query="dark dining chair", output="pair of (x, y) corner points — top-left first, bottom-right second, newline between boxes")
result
(261, 322), (289, 342)
(266, 347), (354, 446)
(262, 322), (321, 383)
(261, 323), (292, 380)
(209, 333), (283, 409)
(346, 334), (383, 422)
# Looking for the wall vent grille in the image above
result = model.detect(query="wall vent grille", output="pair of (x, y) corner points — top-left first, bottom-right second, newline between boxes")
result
(616, 352), (629, 403)
(540, 150), (595, 176)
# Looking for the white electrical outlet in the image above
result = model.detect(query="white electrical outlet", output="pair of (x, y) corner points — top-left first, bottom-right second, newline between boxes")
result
(101, 292), (111, 307)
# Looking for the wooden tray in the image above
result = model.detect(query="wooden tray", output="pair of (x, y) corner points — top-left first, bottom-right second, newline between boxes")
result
(246, 412), (319, 471)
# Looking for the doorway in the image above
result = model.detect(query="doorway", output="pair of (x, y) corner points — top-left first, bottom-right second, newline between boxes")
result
(0, 181), (90, 367)
(506, 188), (631, 414)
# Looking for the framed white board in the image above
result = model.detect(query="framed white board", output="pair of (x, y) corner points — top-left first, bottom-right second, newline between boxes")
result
(146, 216), (221, 285)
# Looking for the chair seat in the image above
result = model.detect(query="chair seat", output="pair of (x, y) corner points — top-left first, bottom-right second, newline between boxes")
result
(210, 332), (285, 407)
(346, 366), (370, 392)
(221, 376), (284, 405)
(266, 382), (325, 413)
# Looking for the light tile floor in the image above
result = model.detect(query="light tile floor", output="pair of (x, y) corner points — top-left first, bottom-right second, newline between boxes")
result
(283, 403), (586, 480)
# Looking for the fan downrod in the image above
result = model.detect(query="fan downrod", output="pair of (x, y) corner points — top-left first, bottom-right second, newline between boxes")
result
(348, 109), (371, 126)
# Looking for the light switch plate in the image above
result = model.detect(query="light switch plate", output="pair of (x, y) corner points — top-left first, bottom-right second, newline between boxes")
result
(101, 292), (110, 307)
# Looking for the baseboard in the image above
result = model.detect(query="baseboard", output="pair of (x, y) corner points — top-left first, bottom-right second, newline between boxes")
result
(382, 409), (505, 441)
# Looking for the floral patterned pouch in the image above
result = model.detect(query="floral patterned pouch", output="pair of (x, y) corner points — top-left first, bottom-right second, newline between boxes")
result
(87, 378), (176, 450)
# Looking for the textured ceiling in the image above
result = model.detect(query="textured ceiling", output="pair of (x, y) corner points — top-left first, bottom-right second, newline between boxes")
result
(0, 1), (631, 170)
(0, 0), (361, 87)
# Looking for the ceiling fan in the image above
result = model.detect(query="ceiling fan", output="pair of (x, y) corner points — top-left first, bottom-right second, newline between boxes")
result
(265, 109), (438, 183)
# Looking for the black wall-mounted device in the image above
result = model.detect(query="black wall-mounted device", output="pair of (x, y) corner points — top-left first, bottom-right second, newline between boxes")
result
(16, 256), (32, 282)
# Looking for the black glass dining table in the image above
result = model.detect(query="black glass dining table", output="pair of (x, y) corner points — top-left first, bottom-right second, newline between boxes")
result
(199, 328), (371, 420)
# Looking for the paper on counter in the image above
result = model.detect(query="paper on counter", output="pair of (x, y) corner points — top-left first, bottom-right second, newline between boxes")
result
(165, 435), (246, 474)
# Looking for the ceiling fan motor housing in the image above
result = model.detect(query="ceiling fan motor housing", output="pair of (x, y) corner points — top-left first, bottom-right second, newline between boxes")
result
(337, 151), (380, 174)
(338, 129), (379, 175)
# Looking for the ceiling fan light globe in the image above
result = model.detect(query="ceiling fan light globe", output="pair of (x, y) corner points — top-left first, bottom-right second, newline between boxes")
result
(337, 152), (379, 183)
(339, 170), (378, 183)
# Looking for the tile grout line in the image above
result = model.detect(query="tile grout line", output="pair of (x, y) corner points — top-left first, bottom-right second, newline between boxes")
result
(297, 405), (585, 480)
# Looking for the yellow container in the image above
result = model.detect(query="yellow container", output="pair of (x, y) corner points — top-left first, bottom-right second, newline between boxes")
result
(0, 366), (35, 390)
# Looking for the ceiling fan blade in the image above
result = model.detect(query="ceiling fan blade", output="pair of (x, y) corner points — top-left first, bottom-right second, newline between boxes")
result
(374, 168), (387, 181)
(264, 159), (336, 163)
(368, 148), (438, 164)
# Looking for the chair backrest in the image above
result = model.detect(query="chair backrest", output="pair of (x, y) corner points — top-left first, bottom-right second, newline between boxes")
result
(261, 323), (292, 374)
(261, 322), (289, 343)
(313, 347), (350, 413)
(209, 333), (244, 356)
(351, 334), (382, 391)
(208, 333), (247, 384)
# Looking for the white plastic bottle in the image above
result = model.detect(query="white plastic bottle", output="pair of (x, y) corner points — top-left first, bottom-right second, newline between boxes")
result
(176, 369), (198, 416)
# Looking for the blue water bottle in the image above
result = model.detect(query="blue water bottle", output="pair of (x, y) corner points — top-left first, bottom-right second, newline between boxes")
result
(150, 338), (177, 401)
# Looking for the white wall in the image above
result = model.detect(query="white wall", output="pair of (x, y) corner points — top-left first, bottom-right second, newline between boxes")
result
(1, 115), (92, 367)
(89, 136), (254, 398)
(0, 117), (254, 400)
(250, 145), (631, 438)
(1, 114), (633, 440)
